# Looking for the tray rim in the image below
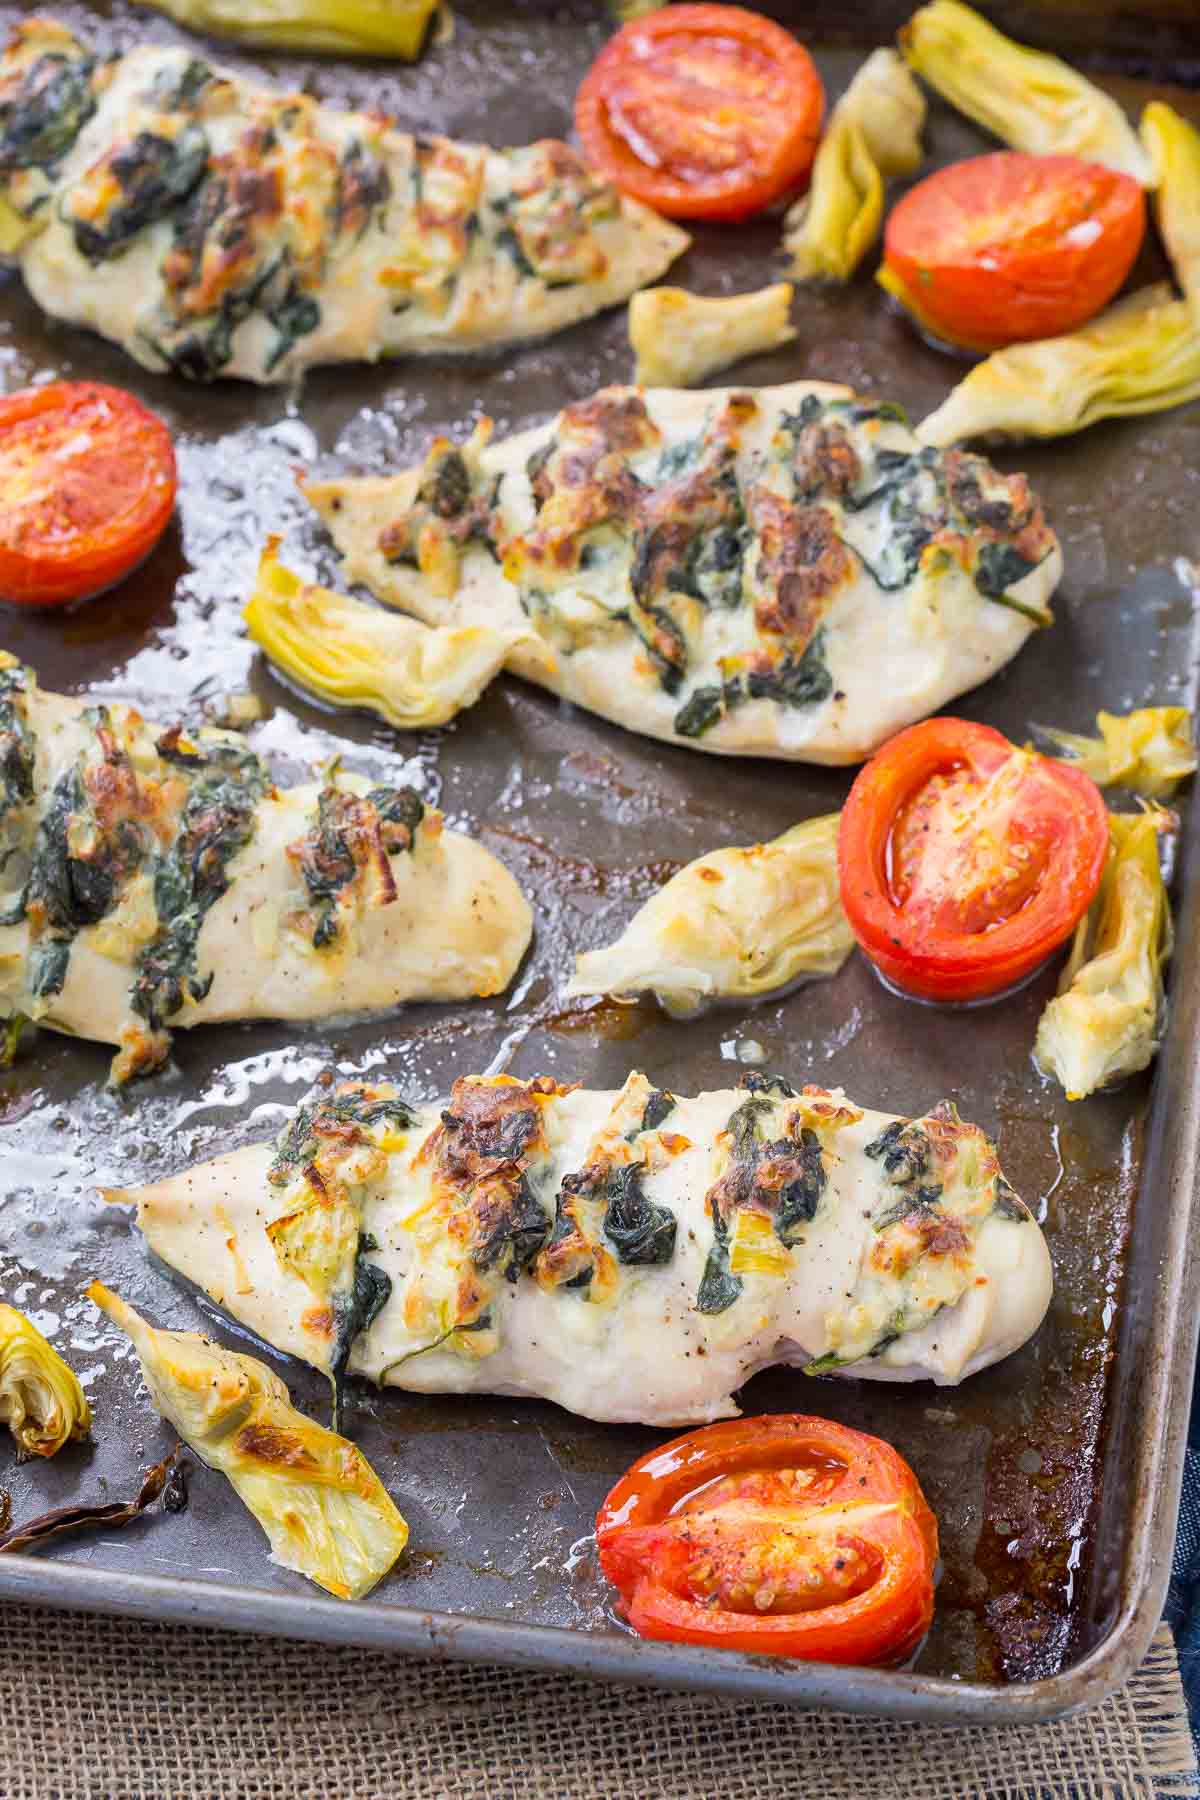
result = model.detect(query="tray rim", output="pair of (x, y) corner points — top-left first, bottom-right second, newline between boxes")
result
(3, 851), (1199, 1723)
(1, 0), (1199, 1724)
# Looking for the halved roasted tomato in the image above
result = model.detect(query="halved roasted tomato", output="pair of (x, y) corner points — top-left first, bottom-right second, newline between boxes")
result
(596, 1415), (937, 1663)
(838, 717), (1110, 1004)
(574, 5), (825, 222)
(880, 151), (1145, 351)
(0, 381), (177, 608)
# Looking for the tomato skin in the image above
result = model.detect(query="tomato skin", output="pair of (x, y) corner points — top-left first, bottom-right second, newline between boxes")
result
(596, 1415), (937, 1664)
(883, 152), (1145, 350)
(0, 381), (177, 608)
(837, 717), (1110, 1004)
(574, 5), (825, 222)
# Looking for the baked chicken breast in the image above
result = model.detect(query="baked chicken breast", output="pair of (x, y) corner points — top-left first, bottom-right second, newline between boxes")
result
(0, 655), (530, 1080)
(302, 381), (1062, 763)
(0, 19), (688, 383)
(115, 1067), (1054, 1426)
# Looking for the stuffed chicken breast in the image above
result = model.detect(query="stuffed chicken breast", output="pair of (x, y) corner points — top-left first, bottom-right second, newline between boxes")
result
(300, 380), (1062, 764)
(0, 656), (530, 1081)
(0, 19), (687, 383)
(116, 1067), (1054, 1427)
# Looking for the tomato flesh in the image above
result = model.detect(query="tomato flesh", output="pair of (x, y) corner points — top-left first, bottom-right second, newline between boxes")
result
(882, 151), (1145, 350)
(597, 1415), (937, 1663)
(0, 381), (177, 608)
(839, 718), (1110, 1004)
(574, 5), (825, 222)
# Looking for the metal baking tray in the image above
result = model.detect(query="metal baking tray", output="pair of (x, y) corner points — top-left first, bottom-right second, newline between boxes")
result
(1, 0), (1199, 1725)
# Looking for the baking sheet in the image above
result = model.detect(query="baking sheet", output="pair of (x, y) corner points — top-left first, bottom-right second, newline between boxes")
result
(1, 0), (1200, 1721)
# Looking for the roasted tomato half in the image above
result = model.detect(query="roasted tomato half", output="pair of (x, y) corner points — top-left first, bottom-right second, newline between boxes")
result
(838, 717), (1110, 1004)
(574, 5), (825, 222)
(596, 1415), (937, 1663)
(880, 151), (1145, 351)
(0, 381), (177, 608)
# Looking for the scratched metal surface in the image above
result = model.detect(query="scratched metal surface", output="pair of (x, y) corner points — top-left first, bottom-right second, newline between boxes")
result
(1, 0), (1200, 1718)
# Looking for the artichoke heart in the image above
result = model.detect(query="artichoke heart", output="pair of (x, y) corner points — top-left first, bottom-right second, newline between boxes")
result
(917, 285), (1200, 446)
(567, 813), (852, 1016)
(900, 0), (1152, 184)
(88, 1282), (408, 1600)
(1034, 809), (1174, 1101)
(244, 541), (521, 730)
(784, 49), (926, 283)
(1142, 103), (1200, 335)
(628, 284), (796, 388)
(1033, 707), (1196, 800)
(0, 1304), (92, 1457)
(135, 0), (441, 57)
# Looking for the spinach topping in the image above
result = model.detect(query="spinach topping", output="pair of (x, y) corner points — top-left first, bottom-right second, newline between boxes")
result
(369, 783), (425, 840)
(778, 395), (824, 437)
(992, 1175), (1030, 1223)
(628, 598), (688, 695)
(719, 1091), (826, 1247)
(335, 139), (391, 241)
(864, 1118), (931, 1184)
(673, 630), (832, 739)
(130, 746), (268, 1031)
(865, 1119), (945, 1229)
(332, 1246), (392, 1403)
(264, 284), (322, 375)
(602, 1163), (677, 1266)
(673, 684), (728, 740)
(656, 435), (701, 482)
(974, 541), (1045, 601)
(0, 663), (35, 830)
(827, 398), (909, 428)
(0, 50), (96, 174)
(548, 1155), (678, 1289)
(17, 712), (148, 997)
(496, 224), (535, 278)
(739, 1072), (797, 1099)
(696, 1219), (741, 1316)
(698, 1080), (827, 1315)
(72, 125), (209, 263)
(268, 1086), (418, 1187)
(147, 57), (213, 111)
(423, 447), (472, 518)
(154, 175), (283, 378)
(294, 782), (424, 950)
(474, 1172), (550, 1283)
(639, 1088), (676, 1134)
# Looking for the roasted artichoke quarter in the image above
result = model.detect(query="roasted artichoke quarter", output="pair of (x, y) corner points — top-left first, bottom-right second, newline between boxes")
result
(1033, 707), (1196, 801)
(1035, 809), (1175, 1101)
(88, 1283), (408, 1600)
(567, 814), (853, 1016)
(0, 1304), (92, 1458)
(917, 285), (1200, 446)
(244, 541), (523, 730)
(135, 0), (442, 57)
(628, 284), (796, 388)
(900, 0), (1152, 184)
(784, 49), (926, 283)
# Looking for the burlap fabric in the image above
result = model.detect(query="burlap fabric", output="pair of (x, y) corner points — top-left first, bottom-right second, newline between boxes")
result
(0, 1608), (1196, 1800)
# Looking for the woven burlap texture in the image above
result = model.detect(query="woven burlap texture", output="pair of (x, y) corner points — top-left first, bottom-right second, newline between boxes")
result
(1, 1607), (1195, 1800)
